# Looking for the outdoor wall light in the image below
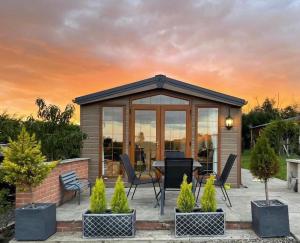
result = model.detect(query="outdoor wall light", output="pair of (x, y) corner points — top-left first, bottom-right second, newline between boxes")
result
(225, 108), (233, 130)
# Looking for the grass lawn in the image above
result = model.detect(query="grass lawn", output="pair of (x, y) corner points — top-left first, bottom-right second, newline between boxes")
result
(241, 149), (287, 181)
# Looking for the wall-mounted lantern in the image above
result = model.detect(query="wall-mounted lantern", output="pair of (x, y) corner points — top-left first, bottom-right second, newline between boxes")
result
(225, 108), (233, 130)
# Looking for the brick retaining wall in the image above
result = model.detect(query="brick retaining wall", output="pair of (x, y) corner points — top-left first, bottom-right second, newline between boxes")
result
(16, 158), (89, 208)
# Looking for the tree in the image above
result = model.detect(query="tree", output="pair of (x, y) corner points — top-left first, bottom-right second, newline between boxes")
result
(0, 127), (56, 206)
(90, 178), (107, 214)
(262, 120), (299, 156)
(36, 98), (75, 124)
(281, 105), (299, 119)
(110, 176), (130, 213)
(176, 174), (195, 213)
(250, 135), (280, 205)
(201, 175), (217, 212)
(242, 97), (299, 150)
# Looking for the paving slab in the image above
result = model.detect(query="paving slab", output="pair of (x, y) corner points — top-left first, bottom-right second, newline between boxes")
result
(9, 230), (296, 243)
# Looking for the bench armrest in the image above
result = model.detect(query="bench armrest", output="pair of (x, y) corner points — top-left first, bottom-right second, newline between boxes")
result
(77, 178), (91, 184)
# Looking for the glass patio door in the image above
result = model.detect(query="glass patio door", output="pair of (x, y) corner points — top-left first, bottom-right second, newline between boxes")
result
(161, 107), (190, 158)
(131, 106), (191, 170)
(132, 108), (159, 173)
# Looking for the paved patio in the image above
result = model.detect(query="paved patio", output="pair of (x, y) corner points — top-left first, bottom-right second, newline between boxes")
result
(57, 169), (300, 240)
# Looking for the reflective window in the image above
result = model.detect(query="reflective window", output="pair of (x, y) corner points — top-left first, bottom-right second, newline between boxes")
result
(102, 107), (123, 177)
(134, 110), (157, 173)
(197, 108), (218, 173)
(132, 95), (189, 105)
(164, 111), (186, 154)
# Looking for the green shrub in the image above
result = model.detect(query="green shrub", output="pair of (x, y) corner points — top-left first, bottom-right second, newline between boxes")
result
(110, 176), (130, 213)
(176, 174), (195, 213)
(250, 135), (280, 205)
(90, 178), (107, 214)
(201, 175), (217, 212)
(0, 127), (56, 206)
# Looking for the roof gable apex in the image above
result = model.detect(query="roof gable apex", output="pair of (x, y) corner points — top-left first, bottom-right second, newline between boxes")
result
(74, 74), (246, 107)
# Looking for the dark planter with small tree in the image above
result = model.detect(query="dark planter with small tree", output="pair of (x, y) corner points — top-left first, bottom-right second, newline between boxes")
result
(0, 128), (57, 241)
(250, 135), (290, 238)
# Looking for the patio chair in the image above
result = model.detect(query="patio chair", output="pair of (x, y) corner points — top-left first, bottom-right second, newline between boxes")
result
(160, 158), (195, 215)
(196, 154), (237, 207)
(165, 151), (185, 159)
(120, 154), (160, 203)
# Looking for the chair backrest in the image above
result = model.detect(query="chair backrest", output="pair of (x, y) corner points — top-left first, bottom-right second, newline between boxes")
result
(219, 154), (237, 185)
(120, 154), (136, 183)
(165, 151), (185, 159)
(164, 158), (193, 189)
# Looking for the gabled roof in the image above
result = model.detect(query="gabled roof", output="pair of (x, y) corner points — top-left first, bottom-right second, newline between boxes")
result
(74, 74), (246, 107)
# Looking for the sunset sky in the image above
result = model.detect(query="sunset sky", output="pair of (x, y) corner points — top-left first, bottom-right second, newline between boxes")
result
(1, 0), (300, 122)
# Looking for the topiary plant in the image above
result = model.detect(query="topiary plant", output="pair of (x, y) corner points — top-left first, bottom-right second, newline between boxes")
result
(0, 127), (56, 207)
(201, 175), (217, 212)
(176, 174), (195, 213)
(90, 178), (107, 214)
(110, 176), (130, 213)
(250, 134), (280, 205)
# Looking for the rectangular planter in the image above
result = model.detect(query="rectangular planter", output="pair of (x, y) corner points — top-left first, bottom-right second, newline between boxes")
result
(82, 209), (136, 238)
(175, 208), (225, 237)
(251, 200), (290, 238)
(15, 203), (56, 241)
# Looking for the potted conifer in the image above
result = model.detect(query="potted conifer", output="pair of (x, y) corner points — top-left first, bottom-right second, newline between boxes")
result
(250, 135), (290, 237)
(175, 175), (225, 237)
(0, 127), (56, 241)
(82, 176), (136, 238)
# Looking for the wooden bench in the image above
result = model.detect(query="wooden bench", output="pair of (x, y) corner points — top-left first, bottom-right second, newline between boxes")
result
(59, 171), (91, 205)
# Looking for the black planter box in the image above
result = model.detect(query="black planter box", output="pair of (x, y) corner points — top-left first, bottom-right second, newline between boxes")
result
(251, 200), (290, 238)
(175, 208), (225, 237)
(15, 203), (56, 241)
(82, 209), (136, 238)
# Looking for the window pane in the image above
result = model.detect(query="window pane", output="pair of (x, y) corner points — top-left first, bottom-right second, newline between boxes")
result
(197, 108), (218, 174)
(164, 111), (186, 155)
(134, 110), (157, 173)
(132, 95), (189, 105)
(102, 107), (123, 177)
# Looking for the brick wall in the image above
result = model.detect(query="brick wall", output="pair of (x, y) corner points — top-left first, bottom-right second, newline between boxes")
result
(16, 158), (89, 208)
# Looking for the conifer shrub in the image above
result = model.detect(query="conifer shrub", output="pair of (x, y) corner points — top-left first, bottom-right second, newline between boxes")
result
(0, 127), (56, 207)
(201, 175), (217, 212)
(250, 134), (280, 205)
(176, 174), (195, 213)
(90, 178), (107, 214)
(110, 176), (130, 213)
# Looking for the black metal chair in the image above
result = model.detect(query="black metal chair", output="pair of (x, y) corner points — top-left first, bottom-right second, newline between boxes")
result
(120, 154), (160, 203)
(196, 154), (237, 207)
(165, 151), (185, 158)
(160, 158), (195, 215)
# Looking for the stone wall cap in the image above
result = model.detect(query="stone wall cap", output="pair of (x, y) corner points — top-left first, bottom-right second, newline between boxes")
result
(286, 158), (300, 163)
(59, 158), (90, 165)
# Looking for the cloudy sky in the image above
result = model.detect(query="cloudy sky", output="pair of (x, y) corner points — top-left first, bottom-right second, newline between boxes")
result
(0, 0), (300, 121)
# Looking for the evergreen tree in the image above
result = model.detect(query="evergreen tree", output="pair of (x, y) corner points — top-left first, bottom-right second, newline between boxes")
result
(110, 176), (130, 213)
(201, 175), (217, 212)
(250, 135), (280, 205)
(176, 174), (195, 213)
(0, 127), (56, 206)
(90, 178), (107, 214)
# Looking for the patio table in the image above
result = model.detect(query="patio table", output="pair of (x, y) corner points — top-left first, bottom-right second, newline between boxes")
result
(152, 160), (202, 173)
(152, 160), (201, 214)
